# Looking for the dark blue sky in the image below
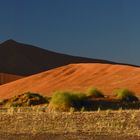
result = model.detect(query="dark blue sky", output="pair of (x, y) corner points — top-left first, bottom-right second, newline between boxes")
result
(1, 0), (140, 65)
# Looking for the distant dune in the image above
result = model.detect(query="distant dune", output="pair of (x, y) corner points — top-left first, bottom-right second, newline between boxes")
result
(0, 63), (140, 99)
(0, 39), (119, 76)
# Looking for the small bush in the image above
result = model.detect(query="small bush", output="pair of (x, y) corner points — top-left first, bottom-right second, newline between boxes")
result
(48, 91), (87, 111)
(4, 92), (49, 107)
(114, 88), (139, 102)
(86, 87), (104, 98)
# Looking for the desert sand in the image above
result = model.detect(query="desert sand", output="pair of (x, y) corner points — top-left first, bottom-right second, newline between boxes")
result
(0, 63), (140, 98)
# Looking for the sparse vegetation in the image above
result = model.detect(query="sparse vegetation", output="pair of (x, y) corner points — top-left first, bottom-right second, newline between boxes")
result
(114, 88), (139, 102)
(0, 89), (140, 139)
(86, 87), (104, 98)
(48, 91), (87, 111)
(0, 88), (139, 111)
(0, 109), (140, 139)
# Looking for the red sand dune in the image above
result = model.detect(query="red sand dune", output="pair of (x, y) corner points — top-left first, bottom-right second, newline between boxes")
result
(0, 63), (140, 99)
(0, 73), (23, 85)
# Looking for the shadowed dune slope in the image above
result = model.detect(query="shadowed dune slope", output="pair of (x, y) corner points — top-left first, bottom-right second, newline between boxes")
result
(0, 73), (23, 85)
(0, 39), (120, 76)
(0, 63), (140, 99)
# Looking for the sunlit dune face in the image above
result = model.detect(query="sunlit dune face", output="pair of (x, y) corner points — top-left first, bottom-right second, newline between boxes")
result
(0, 63), (140, 99)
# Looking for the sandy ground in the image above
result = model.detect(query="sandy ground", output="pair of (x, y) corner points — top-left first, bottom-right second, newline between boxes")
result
(0, 63), (140, 98)
(0, 133), (139, 140)
(0, 110), (140, 140)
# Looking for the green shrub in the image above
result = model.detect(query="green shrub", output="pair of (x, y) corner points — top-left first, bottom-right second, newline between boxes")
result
(86, 87), (104, 98)
(114, 88), (139, 102)
(48, 91), (87, 111)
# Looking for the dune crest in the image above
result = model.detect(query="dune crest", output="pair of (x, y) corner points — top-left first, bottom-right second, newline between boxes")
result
(0, 39), (123, 85)
(0, 39), (117, 76)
